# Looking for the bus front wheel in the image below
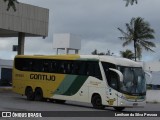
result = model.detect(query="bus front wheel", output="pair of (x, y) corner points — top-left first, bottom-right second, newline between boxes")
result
(91, 94), (105, 109)
(34, 88), (43, 101)
(54, 99), (66, 104)
(25, 87), (34, 101)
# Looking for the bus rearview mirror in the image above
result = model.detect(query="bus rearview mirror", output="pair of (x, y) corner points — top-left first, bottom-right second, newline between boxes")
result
(109, 68), (123, 82)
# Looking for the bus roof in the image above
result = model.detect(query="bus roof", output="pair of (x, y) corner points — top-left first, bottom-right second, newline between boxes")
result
(15, 54), (142, 67)
(80, 55), (142, 67)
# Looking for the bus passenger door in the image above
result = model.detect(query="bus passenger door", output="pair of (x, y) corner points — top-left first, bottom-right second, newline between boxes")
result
(105, 70), (119, 106)
(107, 68), (123, 106)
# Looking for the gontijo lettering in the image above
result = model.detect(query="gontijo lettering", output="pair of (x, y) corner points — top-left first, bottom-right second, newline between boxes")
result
(30, 74), (55, 81)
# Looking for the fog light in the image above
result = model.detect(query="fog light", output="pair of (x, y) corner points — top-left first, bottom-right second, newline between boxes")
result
(121, 102), (124, 105)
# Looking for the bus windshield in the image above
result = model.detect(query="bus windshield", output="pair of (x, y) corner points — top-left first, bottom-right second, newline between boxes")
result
(117, 66), (146, 95)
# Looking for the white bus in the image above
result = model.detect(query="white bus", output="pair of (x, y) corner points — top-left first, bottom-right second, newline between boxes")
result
(13, 55), (146, 111)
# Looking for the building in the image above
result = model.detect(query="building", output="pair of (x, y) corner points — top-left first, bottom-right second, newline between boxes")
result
(0, 1), (49, 86)
(53, 33), (81, 54)
(0, 59), (13, 86)
(0, 1), (49, 55)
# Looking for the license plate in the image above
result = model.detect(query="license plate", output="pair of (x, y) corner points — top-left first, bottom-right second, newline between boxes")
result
(133, 103), (138, 106)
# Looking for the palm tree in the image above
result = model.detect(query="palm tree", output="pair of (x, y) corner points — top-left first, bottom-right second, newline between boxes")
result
(3, 0), (19, 11)
(124, 0), (138, 6)
(118, 17), (156, 61)
(120, 49), (134, 60)
(91, 49), (114, 56)
(91, 49), (98, 55)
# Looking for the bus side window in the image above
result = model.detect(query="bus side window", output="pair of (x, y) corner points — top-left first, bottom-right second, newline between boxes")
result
(15, 58), (28, 71)
(22, 59), (30, 71)
(50, 61), (58, 73)
(57, 60), (66, 74)
(47, 60), (52, 72)
(76, 61), (84, 75)
(42, 60), (49, 72)
(70, 62), (75, 74)
(30, 59), (39, 72)
(72, 61), (80, 74)
(86, 62), (94, 76)
(85, 61), (102, 80)
(15, 58), (22, 71)
(70, 61), (84, 75)
(29, 59), (40, 72)
(94, 62), (102, 80)
(50, 60), (71, 74)
(63, 61), (70, 74)
(28, 60), (34, 71)
(64, 61), (71, 74)
(62, 62), (66, 74)
(57, 61), (62, 73)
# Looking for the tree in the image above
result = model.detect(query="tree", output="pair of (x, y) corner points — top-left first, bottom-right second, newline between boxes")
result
(91, 49), (98, 55)
(91, 49), (114, 56)
(3, 0), (19, 11)
(118, 17), (156, 61)
(106, 50), (114, 56)
(91, 49), (105, 55)
(124, 0), (138, 6)
(120, 49), (134, 60)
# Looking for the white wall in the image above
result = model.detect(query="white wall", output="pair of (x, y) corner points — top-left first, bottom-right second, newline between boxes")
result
(53, 33), (81, 49)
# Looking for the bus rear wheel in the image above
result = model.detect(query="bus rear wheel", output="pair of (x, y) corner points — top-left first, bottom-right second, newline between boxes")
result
(34, 88), (43, 101)
(25, 87), (34, 101)
(114, 107), (125, 111)
(91, 94), (105, 109)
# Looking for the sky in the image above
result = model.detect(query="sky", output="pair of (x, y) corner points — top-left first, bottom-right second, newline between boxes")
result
(0, 0), (160, 61)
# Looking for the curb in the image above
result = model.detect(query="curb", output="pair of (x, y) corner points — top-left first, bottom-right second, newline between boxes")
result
(0, 87), (12, 92)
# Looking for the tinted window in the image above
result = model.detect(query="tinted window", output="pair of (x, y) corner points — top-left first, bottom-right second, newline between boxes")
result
(102, 62), (118, 88)
(102, 62), (116, 79)
(108, 70), (119, 90)
(86, 61), (102, 80)
(15, 58), (102, 80)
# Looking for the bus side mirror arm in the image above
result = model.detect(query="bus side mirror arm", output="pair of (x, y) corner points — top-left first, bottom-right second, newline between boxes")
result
(109, 68), (123, 82)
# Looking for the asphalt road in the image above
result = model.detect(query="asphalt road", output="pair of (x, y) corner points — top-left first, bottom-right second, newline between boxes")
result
(0, 90), (160, 120)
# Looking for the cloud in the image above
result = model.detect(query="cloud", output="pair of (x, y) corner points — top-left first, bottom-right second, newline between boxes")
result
(0, 0), (160, 61)
(0, 38), (17, 49)
(24, 37), (55, 55)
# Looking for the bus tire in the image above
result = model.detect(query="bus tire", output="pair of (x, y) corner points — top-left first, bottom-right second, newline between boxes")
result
(55, 99), (66, 104)
(91, 94), (105, 109)
(34, 88), (43, 101)
(25, 87), (34, 101)
(114, 107), (125, 111)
